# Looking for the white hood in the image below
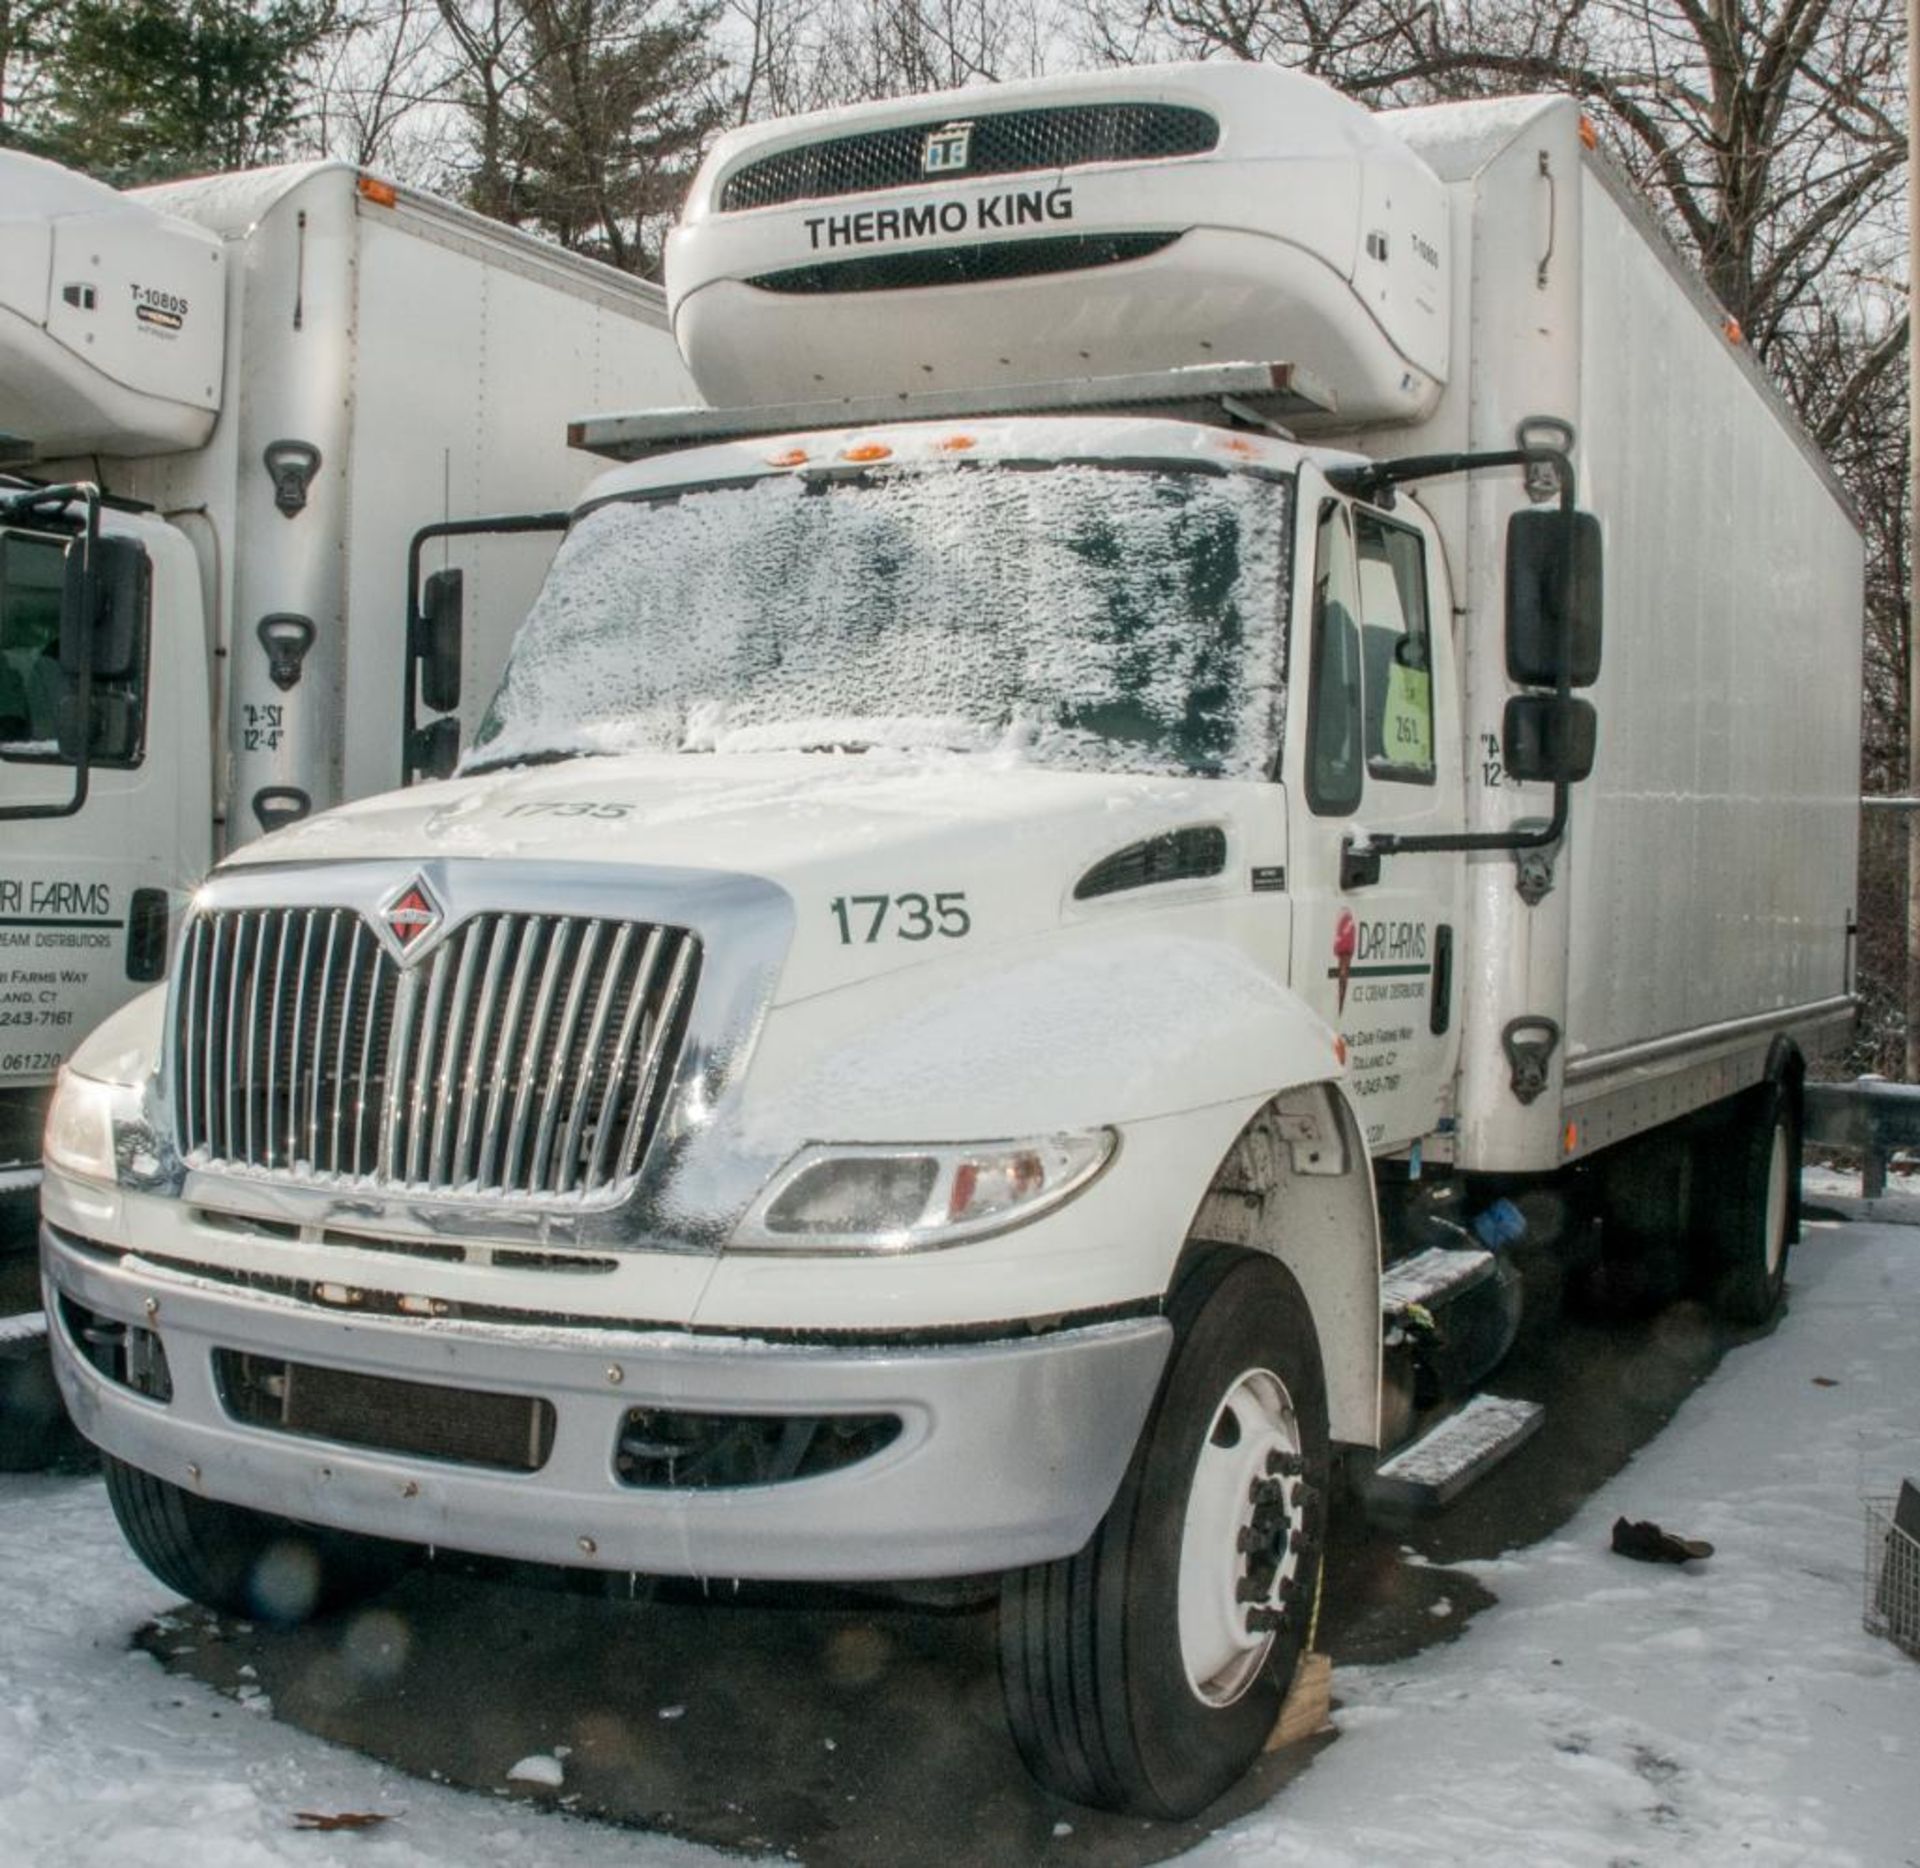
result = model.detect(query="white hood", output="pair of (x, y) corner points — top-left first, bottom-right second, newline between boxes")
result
(219, 749), (1252, 1005)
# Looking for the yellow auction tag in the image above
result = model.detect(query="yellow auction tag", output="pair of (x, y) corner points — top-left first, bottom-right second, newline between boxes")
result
(1382, 660), (1432, 768)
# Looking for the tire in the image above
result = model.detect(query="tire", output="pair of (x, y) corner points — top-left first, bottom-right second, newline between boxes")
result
(103, 1456), (414, 1624)
(0, 1341), (78, 1472)
(1581, 1126), (1695, 1315)
(999, 1248), (1330, 1818)
(1702, 1077), (1799, 1325)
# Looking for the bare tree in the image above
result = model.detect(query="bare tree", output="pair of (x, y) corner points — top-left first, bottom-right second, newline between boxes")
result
(306, 0), (458, 175)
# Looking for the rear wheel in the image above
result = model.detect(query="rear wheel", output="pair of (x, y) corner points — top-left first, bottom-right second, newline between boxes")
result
(999, 1249), (1329, 1817)
(103, 1456), (414, 1624)
(1702, 1078), (1798, 1325)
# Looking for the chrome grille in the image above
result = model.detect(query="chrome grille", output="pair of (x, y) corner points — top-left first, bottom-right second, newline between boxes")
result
(718, 104), (1219, 213)
(174, 907), (700, 1203)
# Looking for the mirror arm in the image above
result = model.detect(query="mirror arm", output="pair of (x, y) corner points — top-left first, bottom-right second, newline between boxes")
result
(0, 482), (100, 823)
(402, 509), (571, 783)
(1331, 439), (1578, 868)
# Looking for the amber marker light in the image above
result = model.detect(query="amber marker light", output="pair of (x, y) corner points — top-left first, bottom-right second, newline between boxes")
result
(935, 433), (977, 452)
(767, 447), (810, 467)
(840, 443), (893, 462)
(1333, 1036), (1349, 1067)
(357, 175), (399, 208)
(1578, 115), (1599, 151)
(1215, 434), (1260, 458)
(1564, 1121), (1580, 1155)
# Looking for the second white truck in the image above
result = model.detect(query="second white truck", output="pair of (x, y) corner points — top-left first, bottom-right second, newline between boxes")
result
(40, 66), (1860, 1817)
(0, 151), (694, 1189)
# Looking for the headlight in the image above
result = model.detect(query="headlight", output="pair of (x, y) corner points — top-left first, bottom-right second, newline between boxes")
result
(44, 1067), (156, 1185)
(733, 1130), (1117, 1254)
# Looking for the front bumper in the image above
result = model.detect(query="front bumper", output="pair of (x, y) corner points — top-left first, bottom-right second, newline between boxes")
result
(43, 1223), (1171, 1581)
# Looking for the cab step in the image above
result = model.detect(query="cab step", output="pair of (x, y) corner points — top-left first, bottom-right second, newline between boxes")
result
(1362, 1392), (1544, 1513)
(1379, 1244), (1496, 1317)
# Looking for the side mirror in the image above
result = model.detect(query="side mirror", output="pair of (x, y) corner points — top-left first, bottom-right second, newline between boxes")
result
(417, 567), (463, 714)
(1503, 694), (1596, 784)
(60, 536), (145, 681)
(1506, 509), (1602, 687)
(56, 687), (142, 765)
(407, 712), (460, 781)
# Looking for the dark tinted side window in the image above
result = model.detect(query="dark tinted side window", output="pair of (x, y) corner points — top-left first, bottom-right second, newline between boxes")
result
(1305, 501), (1363, 814)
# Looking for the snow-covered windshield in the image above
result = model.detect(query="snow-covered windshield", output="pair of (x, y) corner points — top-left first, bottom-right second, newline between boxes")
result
(469, 459), (1293, 779)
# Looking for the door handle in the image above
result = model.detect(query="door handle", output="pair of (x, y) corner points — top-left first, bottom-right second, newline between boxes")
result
(1340, 835), (1381, 890)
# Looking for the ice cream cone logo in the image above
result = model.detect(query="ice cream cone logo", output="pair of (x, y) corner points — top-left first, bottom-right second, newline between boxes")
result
(1333, 909), (1358, 1016)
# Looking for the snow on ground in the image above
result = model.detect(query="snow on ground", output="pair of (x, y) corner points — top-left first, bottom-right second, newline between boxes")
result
(1, 1205), (1916, 1867)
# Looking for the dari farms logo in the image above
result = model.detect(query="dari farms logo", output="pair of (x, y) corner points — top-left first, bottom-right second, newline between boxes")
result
(923, 121), (974, 175)
(378, 875), (443, 962)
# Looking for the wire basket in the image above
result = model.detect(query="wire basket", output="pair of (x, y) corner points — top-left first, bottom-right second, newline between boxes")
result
(1864, 1496), (1920, 1658)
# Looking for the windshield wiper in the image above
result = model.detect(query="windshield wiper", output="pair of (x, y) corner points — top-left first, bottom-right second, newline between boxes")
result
(460, 745), (605, 778)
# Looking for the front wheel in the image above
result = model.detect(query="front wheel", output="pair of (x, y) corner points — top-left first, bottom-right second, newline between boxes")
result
(999, 1248), (1330, 1817)
(103, 1456), (414, 1624)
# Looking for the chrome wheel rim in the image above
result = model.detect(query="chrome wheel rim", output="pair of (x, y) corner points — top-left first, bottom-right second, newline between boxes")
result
(1176, 1365), (1308, 1707)
(1764, 1120), (1791, 1279)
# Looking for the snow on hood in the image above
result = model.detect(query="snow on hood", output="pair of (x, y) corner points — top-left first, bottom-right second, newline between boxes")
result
(232, 750), (1219, 878)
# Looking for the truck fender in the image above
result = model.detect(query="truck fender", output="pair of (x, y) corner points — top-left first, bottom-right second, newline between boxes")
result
(1180, 1083), (1381, 1450)
(740, 932), (1351, 1143)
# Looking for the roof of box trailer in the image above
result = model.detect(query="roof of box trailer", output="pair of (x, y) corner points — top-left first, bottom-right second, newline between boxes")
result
(131, 160), (670, 320)
(132, 159), (346, 232)
(1379, 89), (1854, 522)
(1381, 93), (1566, 180)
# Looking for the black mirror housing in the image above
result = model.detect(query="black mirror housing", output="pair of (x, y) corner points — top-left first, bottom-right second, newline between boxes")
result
(60, 536), (145, 681)
(1504, 694), (1597, 785)
(407, 712), (461, 781)
(1506, 509), (1602, 687)
(56, 685), (141, 765)
(418, 567), (464, 714)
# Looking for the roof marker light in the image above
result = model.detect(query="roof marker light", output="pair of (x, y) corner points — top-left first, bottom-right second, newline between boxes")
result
(357, 175), (399, 208)
(936, 434), (977, 452)
(1578, 116), (1599, 151)
(840, 443), (893, 462)
(768, 447), (810, 466)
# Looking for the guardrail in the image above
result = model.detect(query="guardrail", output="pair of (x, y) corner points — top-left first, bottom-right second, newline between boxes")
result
(1804, 1078), (1920, 1198)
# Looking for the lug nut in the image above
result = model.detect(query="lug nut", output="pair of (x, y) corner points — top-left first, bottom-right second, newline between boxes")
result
(1265, 1450), (1303, 1477)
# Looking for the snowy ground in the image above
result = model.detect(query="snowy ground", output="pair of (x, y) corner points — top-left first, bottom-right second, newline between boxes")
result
(1, 1200), (1915, 1867)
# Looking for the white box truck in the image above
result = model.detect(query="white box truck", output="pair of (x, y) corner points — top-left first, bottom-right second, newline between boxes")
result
(0, 151), (694, 1191)
(38, 66), (1861, 1817)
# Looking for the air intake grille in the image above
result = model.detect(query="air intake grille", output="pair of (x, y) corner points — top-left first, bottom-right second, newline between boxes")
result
(718, 103), (1219, 212)
(751, 231), (1181, 296)
(174, 906), (699, 1204)
(1075, 826), (1229, 900)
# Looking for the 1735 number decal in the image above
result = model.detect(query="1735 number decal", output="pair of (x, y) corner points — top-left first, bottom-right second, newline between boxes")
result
(831, 892), (971, 944)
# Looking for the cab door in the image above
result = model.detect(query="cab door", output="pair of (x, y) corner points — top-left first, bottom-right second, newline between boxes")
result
(0, 517), (210, 1105)
(1282, 470), (1464, 1154)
